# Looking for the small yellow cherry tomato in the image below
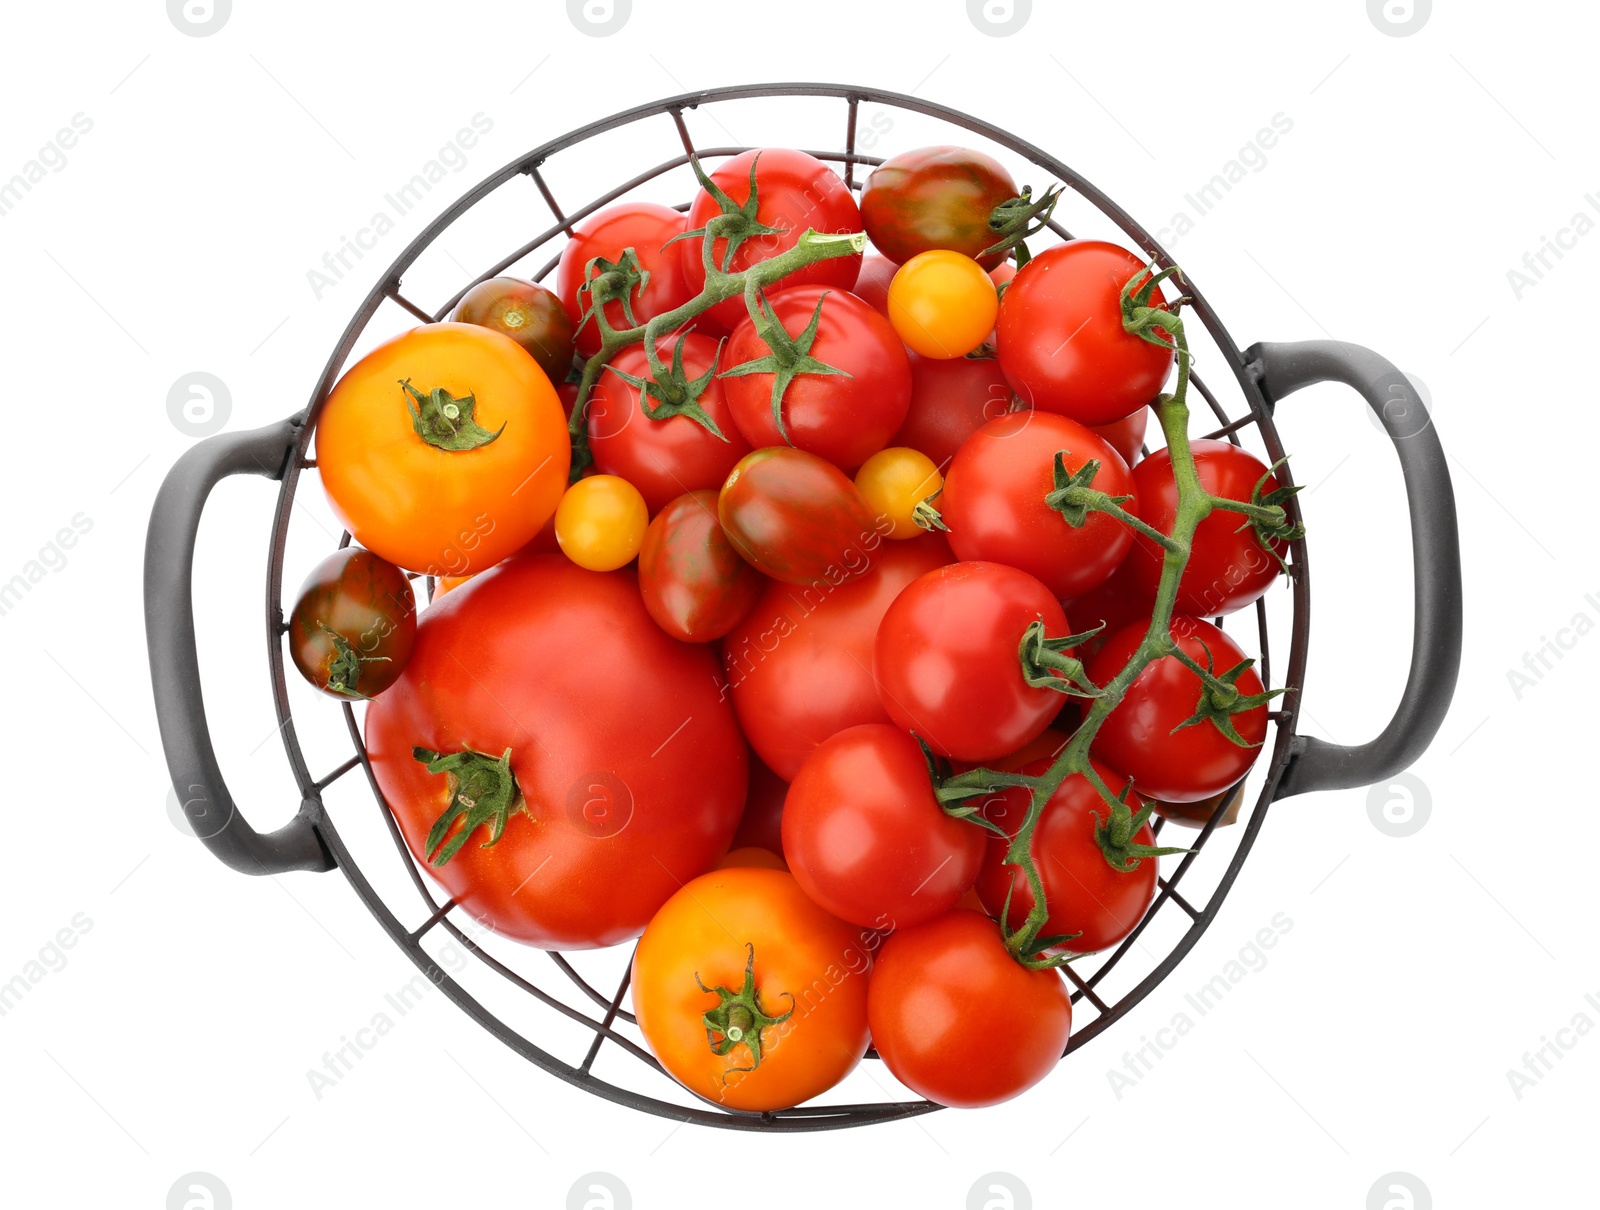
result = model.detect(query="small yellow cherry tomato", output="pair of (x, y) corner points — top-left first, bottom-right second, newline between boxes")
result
(854, 447), (944, 540)
(554, 475), (648, 571)
(886, 250), (999, 359)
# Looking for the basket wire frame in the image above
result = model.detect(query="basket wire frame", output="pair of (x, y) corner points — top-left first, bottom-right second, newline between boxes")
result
(262, 84), (1311, 1131)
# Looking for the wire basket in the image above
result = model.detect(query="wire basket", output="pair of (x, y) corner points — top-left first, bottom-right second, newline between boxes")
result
(145, 83), (1463, 1131)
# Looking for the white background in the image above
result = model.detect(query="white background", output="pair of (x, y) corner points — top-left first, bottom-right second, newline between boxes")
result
(1, 1), (1593, 1207)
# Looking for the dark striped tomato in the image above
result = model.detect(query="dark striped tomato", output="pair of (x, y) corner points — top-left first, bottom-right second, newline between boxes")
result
(717, 447), (883, 586)
(862, 146), (1019, 271)
(638, 490), (765, 643)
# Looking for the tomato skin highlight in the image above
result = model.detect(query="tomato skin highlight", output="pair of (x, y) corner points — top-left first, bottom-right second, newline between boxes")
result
(1087, 616), (1270, 802)
(717, 446), (882, 586)
(1122, 439), (1287, 616)
(288, 547), (417, 699)
(975, 759), (1157, 955)
(681, 149), (864, 331)
(782, 723), (985, 930)
(861, 146), (1019, 271)
(941, 409), (1136, 601)
(722, 286), (911, 471)
(868, 910), (1071, 1108)
(890, 352), (1015, 469)
(996, 240), (1174, 425)
(722, 532), (954, 780)
(364, 552), (748, 949)
(631, 868), (872, 1111)
(556, 202), (695, 356)
(450, 276), (574, 388)
(874, 561), (1072, 763)
(587, 332), (752, 515)
(637, 490), (765, 642)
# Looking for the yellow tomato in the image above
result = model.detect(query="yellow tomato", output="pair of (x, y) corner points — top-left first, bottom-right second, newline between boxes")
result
(886, 250), (999, 359)
(854, 447), (944, 539)
(554, 475), (648, 571)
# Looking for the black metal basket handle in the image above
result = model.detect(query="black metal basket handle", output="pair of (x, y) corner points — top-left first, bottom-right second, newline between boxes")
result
(1247, 339), (1463, 799)
(145, 414), (336, 875)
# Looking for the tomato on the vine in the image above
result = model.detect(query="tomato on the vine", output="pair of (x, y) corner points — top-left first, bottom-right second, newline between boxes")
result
(861, 146), (1018, 270)
(288, 547), (416, 699)
(637, 490), (764, 642)
(854, 447), (943, 540)
(557, 202), (696, 356)
(887, 250), (998, 360)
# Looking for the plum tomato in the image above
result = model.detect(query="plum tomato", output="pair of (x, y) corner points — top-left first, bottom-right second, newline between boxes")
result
(554, 475), (648, 571)
(450, 276), (575, 388)
(1123, 439), (1289, 617)
(681, 149), (864, 331)
(940, 409), (1136, 600)
(637, 490), (764, 642)
(721, 286), (911, 470)
(288, 547), (416, 699)
(557, 202), (696, 356)
(996, 241), (1174, 425)
(861, 146), (1019, 271)
(874, 561), (1074, 763)
(586, 331), (752, 514)
(1087, 616), (1271, 802)
(854, 447), (943, 540)
(782, 723), (986, 930)
(722, 532), (954, 779)
(890, 352), (1015, 469)
(868, 910), (1071, 1107)
(717, 447), (883, 586)
(887, 250), (999, 360)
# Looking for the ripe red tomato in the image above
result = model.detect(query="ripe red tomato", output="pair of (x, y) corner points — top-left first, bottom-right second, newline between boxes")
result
(364, 552), (748, 948)
(853, 253), (898, 315)
(1063, 561), (1154, 663)
(721, 286), (911, 470)
(890, 352), (1015, 469)
(730, 756), (788, 854)
(868, 910), (1071, 1107)
(637, 490), (765, 642)
(1122, 439), (1288, 616)
(680, 149), (863, 332)
(722, 533), (953, 779)
(975, 759), (1159, 955)
(1087, 616), (1270, 802)
(861, 146), (1018, 271)
(717, 447), (882, 585)
(996, 241), (1174, 425)
(586, 332), (752, 514)
(874, 561), (1072, 762)
(940, 409), (1136, 600)
(557, 202), (696, 357)
(1093, 407), (1149, 466)
(782, 723), (985, 930)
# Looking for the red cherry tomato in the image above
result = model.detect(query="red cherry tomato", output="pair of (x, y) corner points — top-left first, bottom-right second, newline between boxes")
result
(587, 332), (752, 514)
(637, 490), (765, 642)
(1087, 616), (1270, 802)
(996, 241), (1174, 425)
(721, 286), (911, 471)
(1093, 407), (1150, 466)
(1122, 439), (1288, 617)
(1063, 561), (1154, 663)
(860, 146), (1018, 271)
(731, 756), (789, 855)
(868, 910), (1071, 1108)
(722, 533), (954, 779)
(890, 352), (1015, 470)
(940, 409), (1136, 600)
(874, 561), (1072, 763)
(680, 149), (863, 332)
(717, 447), (881, 586)
(557, 202), (696, 357)
(782, 723), (985, 930)
(975, 758), (1158, 955)
(853, 253), (898, 315)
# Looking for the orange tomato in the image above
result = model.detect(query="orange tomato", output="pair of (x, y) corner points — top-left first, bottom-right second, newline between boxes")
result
(317, 322), (570, 576)
(631, 868), (871, 1111)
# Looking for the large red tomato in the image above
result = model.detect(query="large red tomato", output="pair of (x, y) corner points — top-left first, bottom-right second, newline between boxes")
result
(890, 352), (1015, 470)
(1087, 616), (1270, 802)
(996, 241), (1174, 425)
(587, 332), (752, 514)
(680, 149), (864, 331)
(365, 553), (748, 948)
(722, 532), (953, 779)
(1122, 439), (1289, 616)
(721, 286), (911, 471)
(557, 202), (696, 357)
(940, 409), (1136, 600)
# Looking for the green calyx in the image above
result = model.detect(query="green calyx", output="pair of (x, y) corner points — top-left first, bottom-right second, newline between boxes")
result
(605, 328), (730, 440)
(575, 247), (651, 341)
(1241, 457), (1306, 572)
(1017, 618), (1104, 699)
(1045, 453), (1127, 528)
(1166, 641), (1286, 748)
(1090, 783), (1189, 873)
(718, 289), (852, 444)
(673, 152), (787, 276)
(912, 493), (948, 533)
(695, 943), (794, 1077)
(1120, 262), (1190, 355)
(318, 622), (388, 700)
(414, 745), (523, 866)
(400, 379), (505, 452)
(980, 184), (1063, 268)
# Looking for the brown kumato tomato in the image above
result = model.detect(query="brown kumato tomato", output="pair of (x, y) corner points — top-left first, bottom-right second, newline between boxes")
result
(450, 276), (575, 388)
(862, 146), (1019, 271)
(717, 447), (882, 586)
(288, 547), (416, 699)
(638, 490), (765, 643)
